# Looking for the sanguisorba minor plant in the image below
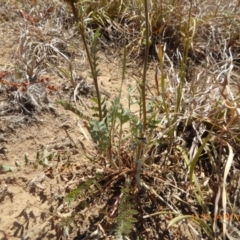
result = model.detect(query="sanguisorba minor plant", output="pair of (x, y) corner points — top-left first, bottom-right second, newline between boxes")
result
(57, 0), (160, 237)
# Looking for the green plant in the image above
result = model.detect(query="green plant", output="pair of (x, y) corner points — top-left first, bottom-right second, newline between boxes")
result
(57, 6), (154, 234)
(115, 181), (138, 239)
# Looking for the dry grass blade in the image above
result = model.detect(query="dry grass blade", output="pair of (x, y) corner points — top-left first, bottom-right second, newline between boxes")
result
(168, 214), (214, 239)
(189, 133), (212, 182)
(222, 141), (234, 240)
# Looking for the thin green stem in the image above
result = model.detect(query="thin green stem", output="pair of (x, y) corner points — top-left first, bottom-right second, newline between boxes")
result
(142, 0), (150, 133)
(78, 8), (102, 121)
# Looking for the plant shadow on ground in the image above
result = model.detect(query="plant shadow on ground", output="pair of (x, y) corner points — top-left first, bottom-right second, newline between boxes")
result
(1, 0), (240, 239)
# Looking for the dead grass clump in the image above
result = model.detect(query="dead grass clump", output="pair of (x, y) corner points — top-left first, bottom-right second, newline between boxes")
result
(0, 0), (80, 121)
(64, 0), (240, 73)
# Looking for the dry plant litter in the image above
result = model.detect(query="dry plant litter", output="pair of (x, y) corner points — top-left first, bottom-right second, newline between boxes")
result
(0, 0), (240, 239)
